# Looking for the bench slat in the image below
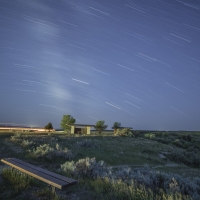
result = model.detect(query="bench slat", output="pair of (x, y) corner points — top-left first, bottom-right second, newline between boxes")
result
(11, 158), (77, 184)
(1, 158), (70, 189)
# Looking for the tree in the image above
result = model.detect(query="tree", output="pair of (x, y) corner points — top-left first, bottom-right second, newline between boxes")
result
(60, 115), (76, 131)
(112, 122), (121, 134)
(94, 120), (108, 134)
(44, 122), (53, 132)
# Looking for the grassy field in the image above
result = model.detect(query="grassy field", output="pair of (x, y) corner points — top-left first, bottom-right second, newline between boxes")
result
(0, 131), (200, 199)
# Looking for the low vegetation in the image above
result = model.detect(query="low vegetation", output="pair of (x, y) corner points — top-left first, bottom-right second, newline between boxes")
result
(116, 128), (133, 137)
(0, 131), (200, 199)
(28, 143), (74, 161)
(2, 167), (35, 191)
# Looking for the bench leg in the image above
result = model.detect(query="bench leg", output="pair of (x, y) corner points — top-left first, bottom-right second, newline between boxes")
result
(51, 186), (56, 196)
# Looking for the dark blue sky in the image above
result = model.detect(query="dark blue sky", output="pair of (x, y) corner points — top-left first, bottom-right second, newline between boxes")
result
(0, 0), (200, 130)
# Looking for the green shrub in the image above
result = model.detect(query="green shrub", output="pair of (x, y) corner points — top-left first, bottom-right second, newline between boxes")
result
(155, 132), (163, 137)
(60, 157), (112, 178)
(172, 139), (188, 149)
(0, 165), (6, 175)
(21, 139), (34, 148)
(34, 187), (60, 200)
(167, 150), (200, 168)
(163, 132), (169, 137)
(173, 139), (180, 143)
(61, 157), (197, 199)
(30, 143), (54, 159)
(182, 135), (192, 142)
(116, 128), (133, 137)
(187, 146), (198, 153)
(82, 178), (154, 200)
(28, 143), (74, 161)
(10, 132), (23, 143)
(144, 133), (155, 139)
(2, 167), (35, 191)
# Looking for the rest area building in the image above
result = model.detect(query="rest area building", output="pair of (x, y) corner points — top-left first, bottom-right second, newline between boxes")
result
(66, 124), (95, 135)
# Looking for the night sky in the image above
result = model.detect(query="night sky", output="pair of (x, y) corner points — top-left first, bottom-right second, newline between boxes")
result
(0, 0), (200, 130)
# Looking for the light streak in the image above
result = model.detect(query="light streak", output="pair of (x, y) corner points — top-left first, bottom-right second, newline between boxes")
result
(89, 7), (110, 15)
(125, 93), (142, 101)
(170, 33), (191, 42)
(93, 68), (110, 75)
(117, 64), (134, 72)
(125, 101), (141, 109)
(138, 53), (157, 61)
(171, 106), (189, 118)
(72, 78), (89, 84)
(57, 19), (78, 27)
(105, 102), (121, 110)
(125, 4), (146, 13)
(165, 82), (184, 93)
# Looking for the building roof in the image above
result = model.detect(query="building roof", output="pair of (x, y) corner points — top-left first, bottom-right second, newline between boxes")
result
(66, 124), (95, 127)
(111, 127), (133, 129)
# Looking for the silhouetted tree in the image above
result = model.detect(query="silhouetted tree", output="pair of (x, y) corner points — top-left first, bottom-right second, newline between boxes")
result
(44, 122), (53, 132)
(94, 120), (108, 134)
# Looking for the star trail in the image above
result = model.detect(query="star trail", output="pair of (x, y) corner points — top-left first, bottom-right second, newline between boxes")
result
(0, 0), (200, 130)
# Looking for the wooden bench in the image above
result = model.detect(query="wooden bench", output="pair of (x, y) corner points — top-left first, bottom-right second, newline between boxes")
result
(1, 158), (78, 195)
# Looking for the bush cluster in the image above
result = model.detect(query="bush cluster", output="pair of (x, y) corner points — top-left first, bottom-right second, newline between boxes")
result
(144, 133), (155, 139)
(182, 135), (192, 142)
(21, 140), (34, 148)
(60, 157), (112, 178)
(60, 157), (200, 199)
(10, 134), (36, 147)
(172, 139), (189, 149)
(167, 150), (200, 168)
(116, 128), (133, 137)
(28, 143), (74, 161)
(155, 132), (163, 137)
(10, 133), (23, 143)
